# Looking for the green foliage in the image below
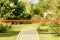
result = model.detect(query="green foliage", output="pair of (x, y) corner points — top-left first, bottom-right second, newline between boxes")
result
(0, 0), (31, 20)
(0, 0), (60, 37)
(48, 22), (60, 36)
(0, 22), (12, 33)
(0, 0), (60, 20)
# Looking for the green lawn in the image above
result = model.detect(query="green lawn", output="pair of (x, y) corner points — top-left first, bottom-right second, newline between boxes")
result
(39, 34), (60, 40)
(0, 33), (17, 40)
(0, 33), (60, 40)
(0, 23), (60, 40)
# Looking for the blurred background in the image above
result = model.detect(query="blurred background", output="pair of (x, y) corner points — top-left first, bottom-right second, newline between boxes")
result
(0, 0), (60, 40)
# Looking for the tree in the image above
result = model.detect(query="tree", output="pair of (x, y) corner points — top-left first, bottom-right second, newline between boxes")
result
(0, 0), (31, 20)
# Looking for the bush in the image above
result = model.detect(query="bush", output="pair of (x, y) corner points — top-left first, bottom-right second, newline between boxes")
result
(37, 22), (49, 33)
(48, 22), (60, 37)
(0, 22), (12, 33)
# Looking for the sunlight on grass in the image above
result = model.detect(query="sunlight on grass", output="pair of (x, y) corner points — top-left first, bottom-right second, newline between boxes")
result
(0, 33), (17, 40)
(0, 34), (60, 40)
(0, 36), (16, 40)
(39, 34), (60, 40)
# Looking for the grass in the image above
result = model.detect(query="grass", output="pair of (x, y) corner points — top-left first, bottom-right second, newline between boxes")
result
(0, 33), (17, 40)
(0, 33), (60, 40)
(39, 34), (60, 40)
(0, 23), (60, 40)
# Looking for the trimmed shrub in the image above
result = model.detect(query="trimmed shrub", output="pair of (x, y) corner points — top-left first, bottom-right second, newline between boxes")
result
(0, 22), (12, 33)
